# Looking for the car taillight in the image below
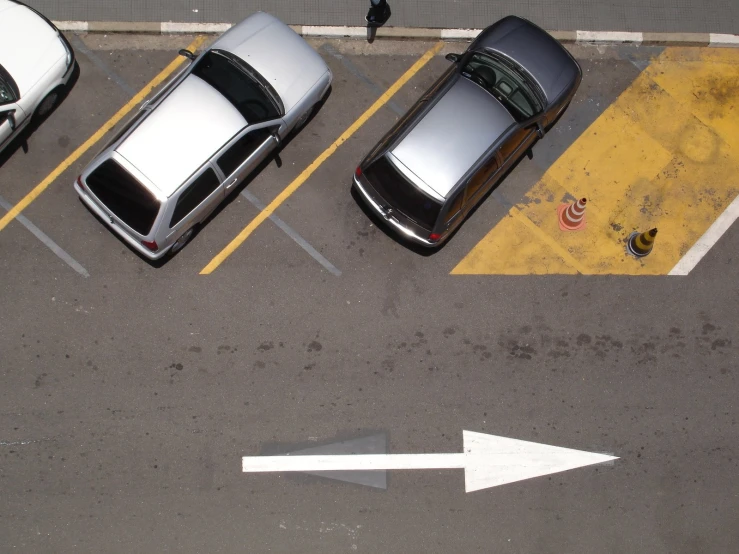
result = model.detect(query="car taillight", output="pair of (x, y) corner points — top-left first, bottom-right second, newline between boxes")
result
(141, 240), (158, 251)
(76, 175), (84, 189)
(355, 166), (362, 178)
(429, 233), (441, 242)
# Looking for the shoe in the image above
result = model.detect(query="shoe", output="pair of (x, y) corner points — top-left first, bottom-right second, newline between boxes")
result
(366, 5), (391, 26)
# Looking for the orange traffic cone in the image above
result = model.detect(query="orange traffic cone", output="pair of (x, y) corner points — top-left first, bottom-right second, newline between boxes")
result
(627, 228), (657, 258)
(558, 198), (587, 231)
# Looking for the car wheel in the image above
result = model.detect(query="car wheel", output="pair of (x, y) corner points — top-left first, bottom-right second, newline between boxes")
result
(170, 227), (195, 255)
(35, 90), (60, 120)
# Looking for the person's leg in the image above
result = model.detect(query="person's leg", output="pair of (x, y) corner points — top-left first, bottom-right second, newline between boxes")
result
(367, 0), (391, 25)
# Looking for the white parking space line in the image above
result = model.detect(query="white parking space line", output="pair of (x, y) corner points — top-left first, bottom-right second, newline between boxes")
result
(240, 189), (341, 277)
(669, 193), (739, 276)
(0, 195), (90, 278)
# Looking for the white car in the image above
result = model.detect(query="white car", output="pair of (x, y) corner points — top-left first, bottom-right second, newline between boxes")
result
(0, 0), (76, 154)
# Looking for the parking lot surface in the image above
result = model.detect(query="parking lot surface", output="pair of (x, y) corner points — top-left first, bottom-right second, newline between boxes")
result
(1, 33), (738, 553)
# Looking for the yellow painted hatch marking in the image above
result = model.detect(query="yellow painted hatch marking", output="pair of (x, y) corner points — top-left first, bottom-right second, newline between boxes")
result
(453, 47), (739, 275)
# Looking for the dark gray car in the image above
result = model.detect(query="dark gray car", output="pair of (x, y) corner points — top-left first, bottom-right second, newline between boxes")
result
(352, 16), (582, 248)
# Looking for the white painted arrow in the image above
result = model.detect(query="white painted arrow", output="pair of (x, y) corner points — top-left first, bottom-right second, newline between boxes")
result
(242, 431), (618, 492)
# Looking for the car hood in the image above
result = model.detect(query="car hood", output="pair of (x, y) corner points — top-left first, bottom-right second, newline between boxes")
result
(478, 16), (580, 103)
(0, 1), (66, 97)
(215, 12), (329, 113)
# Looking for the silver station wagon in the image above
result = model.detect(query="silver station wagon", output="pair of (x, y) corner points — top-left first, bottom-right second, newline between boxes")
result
(353, 16), (582, 248)
(75, 12), (332, 260)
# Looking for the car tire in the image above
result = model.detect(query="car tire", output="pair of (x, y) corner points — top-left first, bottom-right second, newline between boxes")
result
(169, 226), (196, 256)
(34, 90), (60, 121)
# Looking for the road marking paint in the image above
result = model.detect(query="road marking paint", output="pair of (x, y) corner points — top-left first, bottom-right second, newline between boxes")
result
(70, 35), (136, 96)
(669, 192), (739, 275)
(301, 26), (367, 38)
(710, 33), (739, 47)
(53, 21), (88, 32)
(0, 35), (207, 234)
(440, 29), (481, 40)
(241, 189), (341, 276)
(0, 195), (89, 278)
(577, 31), (643, 43)
(454, 47), (739, 276)
(161, 22), (231, 33)
(321, 44), (405, 116)
(242, 430), (617, 493)
(200, 41), (445, 274)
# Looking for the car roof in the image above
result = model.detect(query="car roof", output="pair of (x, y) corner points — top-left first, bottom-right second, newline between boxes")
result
(390, 77), (515, 199)
(116, 74), (247, 196)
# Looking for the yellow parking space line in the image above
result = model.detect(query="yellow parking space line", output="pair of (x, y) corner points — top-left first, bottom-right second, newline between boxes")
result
(0, 35), (207, 234)
(454, 46), (739, 276)
(200, 41), (446, 275)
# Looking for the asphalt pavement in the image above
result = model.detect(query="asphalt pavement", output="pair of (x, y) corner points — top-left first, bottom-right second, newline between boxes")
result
(26, 0), (739, 34)
(1, 29), (738, 553)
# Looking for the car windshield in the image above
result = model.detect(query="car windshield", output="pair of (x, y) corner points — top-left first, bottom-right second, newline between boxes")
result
(86, 159), (161, 235)
(461, 52), (542, 121)
(191, 50), (281, 123)
(0, 63), (18, 104)
(365, 155), (442, 230)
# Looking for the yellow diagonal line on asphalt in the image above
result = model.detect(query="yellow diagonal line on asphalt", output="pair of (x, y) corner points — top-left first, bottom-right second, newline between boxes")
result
(200, 41), (446, 275)
(0, 35), (208, 233)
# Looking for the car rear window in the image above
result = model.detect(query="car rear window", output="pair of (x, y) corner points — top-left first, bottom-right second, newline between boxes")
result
(86, 159), (160, 235)
(364, 156), (441, 230)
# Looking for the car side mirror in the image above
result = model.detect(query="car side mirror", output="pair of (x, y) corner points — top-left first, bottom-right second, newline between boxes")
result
(6, 110), (16, 130)
(272, 132), (281, 147)
(536, 122), (545, 139)
(445, 53), (461, 63)
(178, 49), (196, 61)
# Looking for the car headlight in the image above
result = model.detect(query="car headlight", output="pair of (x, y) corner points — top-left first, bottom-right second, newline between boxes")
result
(59, 35), (72, 67)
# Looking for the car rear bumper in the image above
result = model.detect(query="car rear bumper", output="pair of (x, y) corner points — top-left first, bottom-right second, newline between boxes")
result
(352, 175), (439, 248)
(74, 181), (168, 260)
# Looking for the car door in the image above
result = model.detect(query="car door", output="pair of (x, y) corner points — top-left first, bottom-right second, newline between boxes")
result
(0, 105), (24, 151)
(440, 152), (501, 233)
(497, 124), (538, 173)
(165, 165), (224, 245)
(215, 122), (282, 194)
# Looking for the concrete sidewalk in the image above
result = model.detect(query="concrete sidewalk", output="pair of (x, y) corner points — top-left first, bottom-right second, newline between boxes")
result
(26, 0), (739, 35)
